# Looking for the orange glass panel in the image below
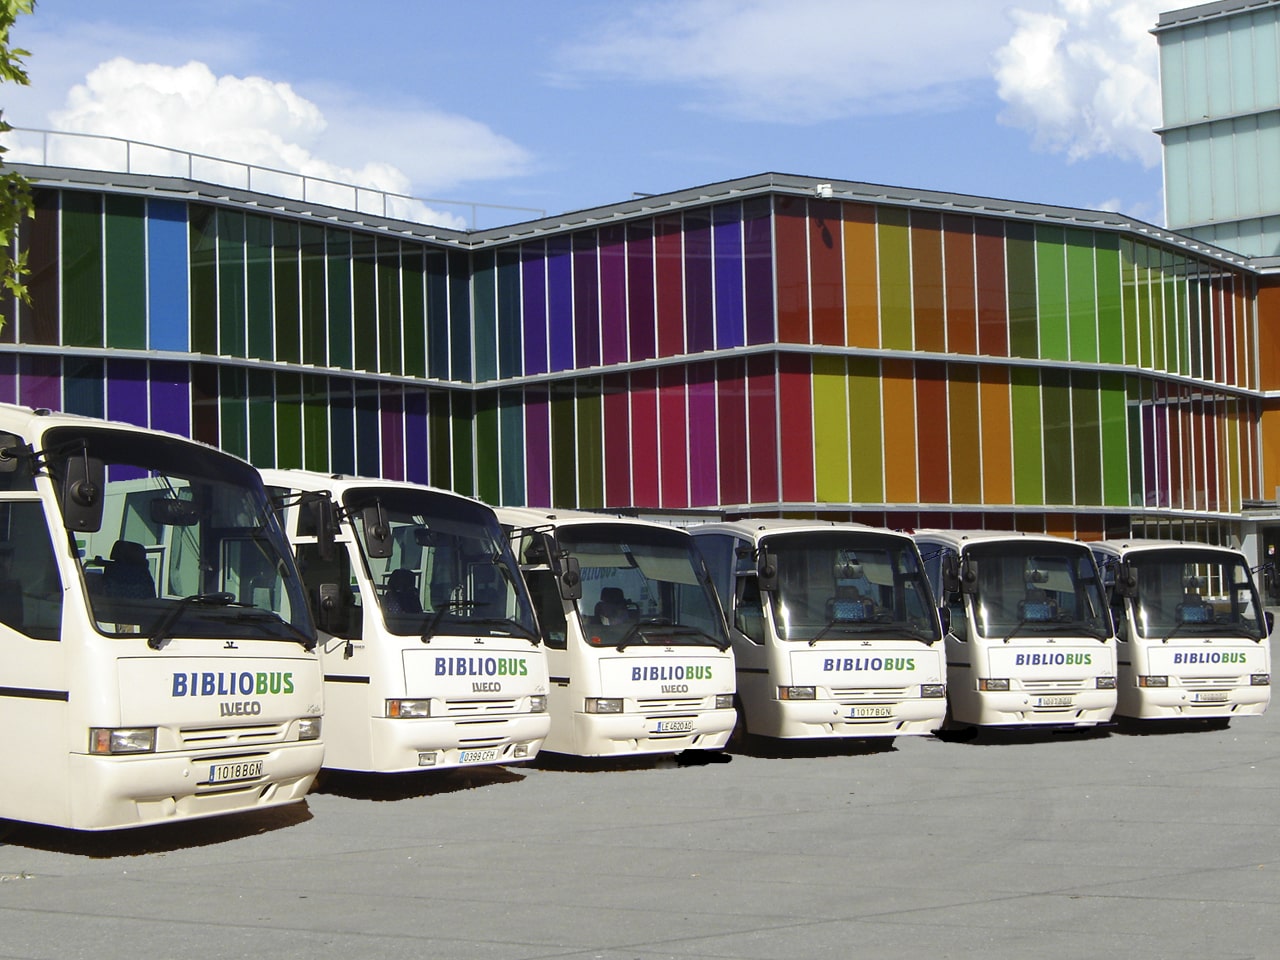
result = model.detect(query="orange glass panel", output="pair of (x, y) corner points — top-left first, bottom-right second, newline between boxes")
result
(948, 365), (981, 504)
(978, 366), (1013, 505)
(912, 212), (945, 353)
(844, 204), (878, 348)
(882, 359), (917, 503)
(943, 214), (977, 356)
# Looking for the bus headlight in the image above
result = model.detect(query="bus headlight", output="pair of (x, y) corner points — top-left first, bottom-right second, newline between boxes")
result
(585, 697), (623, 714)
(978, 678), (1010, 692)
(297, 717), (322, 741)
(779, 686), (815, 700)
(920, 684), (946, 698)
(715, 694), (734, 710)
(89, 727), (156, 755)
(386, 699), (431, 718)
(1138, 676), (1168, 688)
(1096, 676), (1117, 689)
(1252, 674), (1271, 686)
(529, 695), (548, 713)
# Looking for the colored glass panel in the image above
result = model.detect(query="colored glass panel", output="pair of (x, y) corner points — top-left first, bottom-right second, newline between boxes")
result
(381, 388), (405, 483)
(274, 220), (301, 365)
(402, 247), (427, 379)
(1126, 377), (1143, 507)
(573, 231), (601, 367)
(326, 229), (353, 371)
(775, 196), (809, 344)
(247, 369), (275, 468)
(429, 390), (452, 490)
(1221, 275), (1236, 386)
(65, 358), (104, 419)
(150, 362), (190, 439)
(147, 200), (189, 353)
(627, 221), (656, 361)
(352, 235), (377, 372)
(576, 380), (604, 510)
(473, 249), (498, 381)
(948, 365), (981, 504)
(975, 218), (1007, 357)
(810, 199), (844, 346)
(275, 372), (302, 469)
(1095, 233), (1123, 364)
(1120, 240), (1139, 367)
(520, 244), (547, 376)
(713, 204), (745, 350)
(106, 358), (147, 427)
(1065, 228), (1097, 363)
(717, 358), (748, 507)
(62, 191), (103, 348)
(655, 215), (684, 358)
(779, 354), (815, 503)
(1041, 368), (1072, 505)
(844, 204), (879, 349)
(1164, 252), (1180, 376)
(685, 210), (715, 354)
(475, 391), (499, 504)
(328, 378), (355, 476)
(300, 225), (327, 367)
(1136, 244), (1154, 370)
(403, 389), (429, 486)
(104, 194), (145, 349)
(550, 384), (577, 508)
(219, 368), (248, 460)
(912, 212), (945, 354)
(1010, 366), (1043, 505)
(303, 374), (329, 473)
(1006, 221), (1037, 359)
(849, 358), (883, 504)
(743, 197), (774, 346)
(498, 390), (524, 505)
(355, 384), (380, 479)
(496, 248), (523, 379)
(658, 367), (688, 509)
(449, 251), (472, 382)
(813, 354), (849, 503)
(916, 361), (949, 503)
(602, 373), (631, 508)
(547, 235), (574, 372)
(246, 215), (274, 361)
(599, 225), (628, 365)
(878, 207), (912, 351)
(688, 363), (718, 507)
(630, 370), (660, 508)
(978, 369), (1013, 506)
(217, 209), (246, 357)
(746, 355), (779, 504)
(881, 359), (917, 503)
(943, 214), (977, 356)
(450, 392), (474, 495)
(1071, 372), (1102, 507)
(22, 191), (59, 347)
(191, 363), (217, 447)
(1036, 226), (1068, 361)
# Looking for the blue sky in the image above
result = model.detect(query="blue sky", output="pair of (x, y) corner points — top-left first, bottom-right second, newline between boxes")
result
(4, 0), (1170, 230)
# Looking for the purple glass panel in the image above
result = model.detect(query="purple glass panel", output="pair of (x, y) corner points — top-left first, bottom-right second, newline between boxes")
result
(599, 225), (628, 365)
(685, 210), (714, 354)
(405, 389), (429, 485)
(1154, 402), (1169, 509)
(149, 361), (190, 438)
(743, 197), (775, 345)
(107, 359), (148, 427)
(524, 389), (551, 507)
(521, 242), (547, 376)
(627, 221), (656, 361)
(18, 356), (60, 411)
(380, 388), (405, 481)
(713, 204), (745, 349)
(547, 236), (574, 372)
(687, 363), (718, 507)
(573, 231), (600, 368)
(0, 355), (16, 404)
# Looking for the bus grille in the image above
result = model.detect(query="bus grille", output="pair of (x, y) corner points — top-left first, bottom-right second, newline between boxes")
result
(1021, 679), (1088, 692)
(832, 685), (910, 698)
(637, 697), (702, 712)
(443, 698), (520, 716)
(179, 722), (284, 749)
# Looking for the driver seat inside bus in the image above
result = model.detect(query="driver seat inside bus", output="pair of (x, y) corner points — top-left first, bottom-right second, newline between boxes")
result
(595, 586), (634, 624)
(384, 568), (422, 614)
(104, 540), (156, 599)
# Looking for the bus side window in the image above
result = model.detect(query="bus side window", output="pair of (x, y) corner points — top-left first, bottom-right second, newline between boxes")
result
(0, 501), (63, 640)
(525, 569), (568, 649)
(296, 541), (360, 640)
(735, 576), (765, 645)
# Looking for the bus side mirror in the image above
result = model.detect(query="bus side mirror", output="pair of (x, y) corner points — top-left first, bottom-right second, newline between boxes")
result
(0, 432), (26, 474)
(306, 495), (338, 561)
(1115, 564), (1137, 598)
(558, 555), (582, 601)
(959, 559), (979, 595)
(361, 503), (393, 559)
(757, 551), (778, 592)
(62, 450), (105, 533)
(1266, 611), (1275, 637)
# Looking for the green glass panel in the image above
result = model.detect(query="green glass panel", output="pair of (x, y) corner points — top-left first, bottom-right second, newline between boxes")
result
(300, 224), (326, 366)
(551, 384), (577, 508)
(104, 195), (145, 349)
(1175, 259), (1190, 377)
(577, 381), (603, 510)
(1010, 366), (1043, 505)
(449, 251), (472, 382)
(352, 235), (377, 372)
(473, 250), (497, 382)
(1096, 233), (1123, 364)
(219, 368), (248, 460)
(274, 220), (300, 364)
(402, 247), (426, 379)
(499, 389), (525, 506)
(1099, 372), (1128, 507)
(1120, 239), (1138, 366)
(248, 369), (276, 468)
(426, 251), (449, 379)
(327, 229), (353, 370)
(377, 237), (401, 376)
(217, 209), (246, 357)
(246, 215), (274, 361)
(877, 207), (912, 351)
(849, 357), (883, 503)
(1065, 228), (1097, 363)
(475, 391), (500, 505)
(1126, 376), (1143, 507)
(1042, 368), (1072, 504)
(1163, 252), (1178, 376)
(497, 250), (522, 380)
(1150, 247), (1167, 372)
(303, 373), (329, 472)
(190, 205), (218, 355)
(451, 393), (474, 497)
(62, 191), (103, 348)
(1070, 371), (1102, 506)
(1036, 225), (1068, 361)
(813, 354), (850, 501)
(429, 398), (451, 489)
(1006, 222), (1037, 358)
(275, 371), (302, 469)
(1135, 244), (1152, 369)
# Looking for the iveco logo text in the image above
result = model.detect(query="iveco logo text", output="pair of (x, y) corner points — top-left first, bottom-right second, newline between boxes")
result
(1014, 653), (1092, 666)
(171, 671), (294, 696)
(631, 665), (712, 681)
(823, 657), (915, 672)
(435, 656), (528, 677)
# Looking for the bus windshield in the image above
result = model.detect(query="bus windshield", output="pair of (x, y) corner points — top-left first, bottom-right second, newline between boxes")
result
(557, 523), (728, 650)
(768, 531), (938, 642)
(1126, 549), (1264, 640)
(46, 426), (311, 646)
(345, 487), (537, 642)
(963, 542), (1108, 640)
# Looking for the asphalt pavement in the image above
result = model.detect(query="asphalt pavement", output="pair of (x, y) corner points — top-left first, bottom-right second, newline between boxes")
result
(2, 688), (1278, 960)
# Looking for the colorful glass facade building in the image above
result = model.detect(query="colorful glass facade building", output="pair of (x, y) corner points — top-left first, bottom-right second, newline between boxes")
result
(5, 162), (1279, 565)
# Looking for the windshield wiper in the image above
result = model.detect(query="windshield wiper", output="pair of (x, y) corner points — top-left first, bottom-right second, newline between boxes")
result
(662, 624), (730, 652)
(453, 616), (541, 645)
(615, 617), (673, 651)
(222, 608), (317, 650)
(420, 598), (481, 643)
(147, 592), (243, 650)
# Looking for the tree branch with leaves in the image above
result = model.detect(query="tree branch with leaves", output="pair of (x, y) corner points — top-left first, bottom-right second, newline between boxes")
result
(0, 0), (34, 332)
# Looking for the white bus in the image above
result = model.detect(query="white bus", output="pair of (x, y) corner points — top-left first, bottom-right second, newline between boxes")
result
(1091, 539), (1271, 724)
(915, 530), (1117, 729)
(691, 520), (946, 741)
(498, 507), (735, 757)
(0, 405), (323, 831)
(263, 470), (549, 772)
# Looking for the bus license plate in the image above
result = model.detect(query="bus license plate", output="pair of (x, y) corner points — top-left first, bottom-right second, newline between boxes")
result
(1036, 696), (1074, 708)
(850, 705), (892, 718)
(459, 748), (500, 764)
(657, 719), (694, 733)
(209, 760), (263, 784)
(1193, 691), (1229, 703)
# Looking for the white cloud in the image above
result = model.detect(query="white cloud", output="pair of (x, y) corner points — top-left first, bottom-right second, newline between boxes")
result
(558, 0), (1017, 122)
(994, 0), (1164, 167)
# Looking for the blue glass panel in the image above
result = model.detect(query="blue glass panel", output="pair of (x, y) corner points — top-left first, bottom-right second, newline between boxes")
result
(149, 361), (190, 437)
(355, 383), (380, 477)
(65, 358), (105, 418)
(329, 378), (356, 475)
(106, 358), (148, 427)
(714, 204), (745, 349)
(449, 251), (471, 382)
(522, 242), (547, 375)
(405, 388), (430, 485)
(548, 235), (574, 372)
(685, 210), (714, 353)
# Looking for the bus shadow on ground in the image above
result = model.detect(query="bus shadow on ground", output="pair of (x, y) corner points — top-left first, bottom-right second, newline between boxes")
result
(730, 737), (897, 760)
(1110, 716), (1232, 737)
(933, 724), (1114, 747)
(311, 765), (526, 801)
(531, 750), (734, 773)
(0, 801), (313, 858)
